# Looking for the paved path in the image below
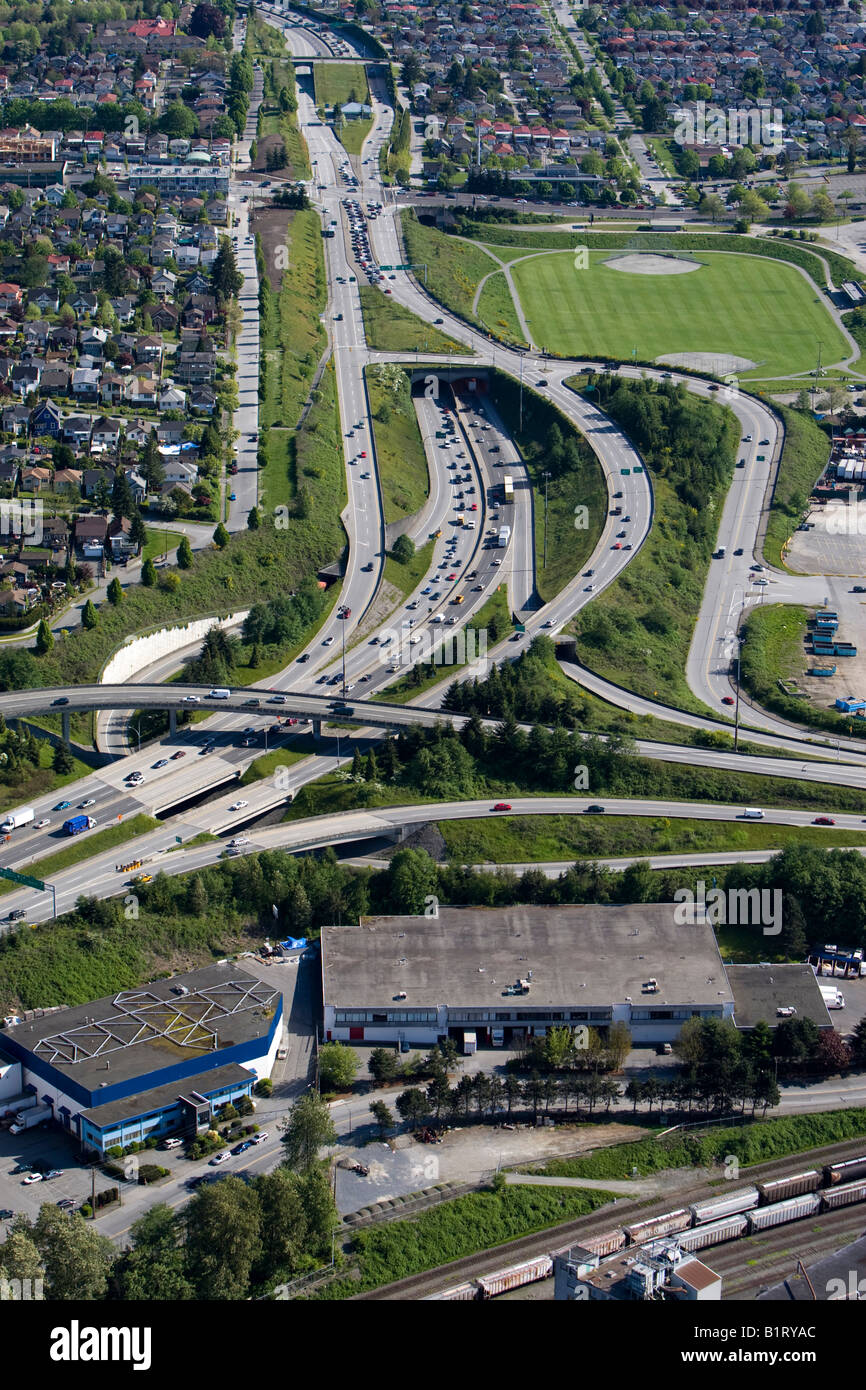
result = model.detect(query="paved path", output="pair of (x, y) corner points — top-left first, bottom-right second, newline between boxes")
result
(505, 1172), (660, 1195)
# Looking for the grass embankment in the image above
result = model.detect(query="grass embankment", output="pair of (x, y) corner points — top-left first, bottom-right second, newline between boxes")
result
(487, 372), (606, 604)
(384, 104), (411, 183)
(0, 740), (92, 819)
(357, 286), (466, 354)
(475, 271), (527, 347)
(531, 1108), (866, 1182)
(365, 364), (430, 523)
(763, 404), (831, 569)
(319, 1186), (613, 1298)
(247, 10), (310, 174)
(314, 63), (372, 154)
(740, 602), (866, 741)
(383, 540), (434, 603)
(437, 812), (866, 865)
(564, 374), (739, 712)
(401, 212), (502, 324)
(0, 814), (160, 898)
(239, 746), (312, 785)
(380, 587), (511, 703)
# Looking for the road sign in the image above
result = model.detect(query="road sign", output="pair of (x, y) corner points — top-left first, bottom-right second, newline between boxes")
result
(175, 836), (182, 844)
(380, 264), (392, 270)
(0, 866), (46, 891)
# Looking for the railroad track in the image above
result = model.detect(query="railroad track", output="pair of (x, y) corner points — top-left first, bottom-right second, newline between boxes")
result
(350, 1133), (866, 1301)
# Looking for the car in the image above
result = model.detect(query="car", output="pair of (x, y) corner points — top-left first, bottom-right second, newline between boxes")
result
(52, 697), (69, 706)
(56, 1198), (76, 1210)
(22, 1172), (43, 1184)
(0, 1208), (13, 1219)
(229, 493), (236, 502)
(813, 816), (836, 826)
(79, 799), (95, 809)
(853, 586), (866, 594)
(743, 434), (753, 442)
(228, 801), (249, 812)
(542, 619), (555, 628)
(612, 542), (622, 550)
(183, 695), (200, 704)
(493, 802), (512, 811)
(53, 800), (71, 811)
(750, 564), (764, 572)
(250, 1131), (269, 1145)
(360, 451), (366, 459)
(434, 318), (444, 325)
(617, 530), (627, 539)
(753, 577), (768, 585)
(209, 1151), (231, 1166)
(232, 1141), (253, 1155)
(11, 1163), (30, 1175)
(8, 908), (26, 921)
(446, 573), (457, 581)
(759, 439), (769, 446)
(722, 695), (735, 706)
(35, 818), (50, 829)
(585, 805), (605, 814)
(171, 750), (186, 760)
(734, 548), (743, 557)
(323, 636), (335, 646)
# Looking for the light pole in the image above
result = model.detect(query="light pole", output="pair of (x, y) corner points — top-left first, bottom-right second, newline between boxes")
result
(130, 721), (143, 754)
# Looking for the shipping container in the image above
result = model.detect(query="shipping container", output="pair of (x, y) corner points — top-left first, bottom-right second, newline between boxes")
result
(570, 1228), (626, 1258)
(757, 1171), (820, 1205)
(819, 1178), (866, 1211)
(478, 1254), (553, 1297)
(746, 1193), (820, 1233)
(824, 1155), (866, 1187)
(624, 1208), (691, 1245)
(690, 1186), (759, 1225)
(676, 1215), (748, 1251)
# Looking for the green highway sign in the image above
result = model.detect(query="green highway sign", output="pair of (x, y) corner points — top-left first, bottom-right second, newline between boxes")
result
(380, 264), (392, 270)
(0, 866), (46, 891)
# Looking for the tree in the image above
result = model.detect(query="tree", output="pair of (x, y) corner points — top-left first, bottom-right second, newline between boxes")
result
(699, 193), (726, 223)
(141, 430), (165, 492)
(247, 506), (261, 531)
(139, 558), (156, 588)
(32, 1205), (115, 1300)
(184, 1178), (261, 1301)
(107, 577), (123, 606)
(386, 847), (438, 914)
(35, 619), (53, 656)
(318, 1042), (359, 1093)
(52, 741), (74, 775)
(395, 1087), (428, 1128)
(213, 523), (230, 549)
(391, 533), (415, 564)
(368, 1048), (399, 1085)
(190, 2), (227, 38)
(850, 1014), (866, 1066)
(177, 535), (193, 570)
(251, 1170), (311, 1282)
(82, 599), (98, 630)
(606, 1021), (632, 1071)
(111, 468), (134, 521)
(369, 1100), (394, 1138)
(130, 514), (147, 553)
(115, 1204), (194, 1301)
(543, 1024), (576, 1070)
(818, 1029), (851, 1073)
(158, 101), (199, 141)
(282, 1092), (336, 1173)
(0, 1228), (44, 1285)
(212, 238), (244, 300)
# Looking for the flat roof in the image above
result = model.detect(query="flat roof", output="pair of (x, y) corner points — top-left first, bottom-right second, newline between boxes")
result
(79, 1061), (254, 1129)
(726, 964), (832, 1030)
(0, 965), (280, 1091)
(758, 1232), (866, 1301)
(322, 905), (733, 1010)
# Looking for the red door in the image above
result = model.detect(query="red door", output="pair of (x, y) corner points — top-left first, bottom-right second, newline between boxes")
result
(349, 1026), (364, 1041)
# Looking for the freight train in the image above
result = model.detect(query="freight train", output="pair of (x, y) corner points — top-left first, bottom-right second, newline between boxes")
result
(425, 1155), (866, 1301)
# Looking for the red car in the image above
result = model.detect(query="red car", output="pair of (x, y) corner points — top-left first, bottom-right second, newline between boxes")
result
(470, 503), (478, 510)
(492, 802), (512, 812)
(721, 696), (735, 706)
(813, 816), (836, 826)
(360, 451), (367, 458)
(446, 573), (456, 580)
(170, 750), (186, 760)
(612, 542), (622, 549)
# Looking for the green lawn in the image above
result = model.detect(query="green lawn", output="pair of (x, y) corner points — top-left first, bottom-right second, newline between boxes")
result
(401, 213), (501, 323)
(338, 117), (373, 155)
(508, 249), (849, 378)
(357, 286), (467, 354)
(142, 530), (183, 564)
(764, 405), (831, 569)
(313, 62), (369, 109)
(437, 813), (866, 865)
(366, 364), (430, 523)
(383, 539), (434, 603)
(475, 271), (528, 346)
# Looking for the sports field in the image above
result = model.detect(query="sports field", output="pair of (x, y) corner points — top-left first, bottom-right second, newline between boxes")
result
(505, 248), (849, 378)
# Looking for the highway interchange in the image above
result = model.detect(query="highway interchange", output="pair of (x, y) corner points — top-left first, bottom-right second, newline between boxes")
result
(1, 6), (865, 922)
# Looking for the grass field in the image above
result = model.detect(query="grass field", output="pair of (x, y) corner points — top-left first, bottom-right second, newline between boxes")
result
(764, 405), (831, 569)
(365, 364), (430, 523)
(313, 63), (369, 109)
(475, 271), (527, 346)
(383, 539), (434, 603)
(401, 214), (500, 323)
(437, 812), (866, 865)
(507, 248), (849, 377)
(357, 286), (467, 354)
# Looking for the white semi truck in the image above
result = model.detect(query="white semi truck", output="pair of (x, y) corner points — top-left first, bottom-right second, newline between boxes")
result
(0, 806), (34, 833)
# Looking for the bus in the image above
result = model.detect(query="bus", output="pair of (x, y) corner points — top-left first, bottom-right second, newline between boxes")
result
(503, 474), (514, 503)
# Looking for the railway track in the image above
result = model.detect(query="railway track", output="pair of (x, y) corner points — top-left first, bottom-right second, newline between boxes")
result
(350, 1133), (866, 1301)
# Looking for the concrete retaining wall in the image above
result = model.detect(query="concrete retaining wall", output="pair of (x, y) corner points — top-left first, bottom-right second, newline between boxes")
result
(100, 611), (250, 686)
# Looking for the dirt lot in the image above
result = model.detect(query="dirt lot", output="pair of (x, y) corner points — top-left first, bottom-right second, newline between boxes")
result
(252, 205), (294, 292)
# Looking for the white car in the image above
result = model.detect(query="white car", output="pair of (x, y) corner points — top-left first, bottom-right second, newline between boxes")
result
(323, 636), (335, 646)
(209, 1151), (231, 1166)
(183, 695), (200, 704)
(542, 619), (555, 628)
(250, 1131), (269, 1145)
(229, 801), (249, 812)
(22, 1172), (43, 1184)
(36, 818), (50, 829)
(229, 836), (251, 848)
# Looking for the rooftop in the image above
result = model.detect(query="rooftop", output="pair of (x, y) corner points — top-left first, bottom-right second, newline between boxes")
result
(726, 963), (832, 1030)
(78, 1061), (254, 1130)
(322, 905), (733, 1009)
(0, 965), (280, 1091)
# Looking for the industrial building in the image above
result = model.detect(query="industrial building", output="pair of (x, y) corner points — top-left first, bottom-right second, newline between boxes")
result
(321, 904), (737, 1048)
(554, 1241), (722, 1301)
(322, 906), (837, 1049)
(0, 966), (282, 1155)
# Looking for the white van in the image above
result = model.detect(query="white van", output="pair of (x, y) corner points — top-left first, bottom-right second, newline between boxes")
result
(208, 688), (230, 699)
(743, 808), (764, 819)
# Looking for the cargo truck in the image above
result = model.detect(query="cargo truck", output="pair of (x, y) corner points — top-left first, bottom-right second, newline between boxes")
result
(9, 1104), (52, 1133)
(62, 814), (97, 835)
(463, 1030), (477, 1056)
(0, 1093), (37, 1122)
(498, 525), (511, 548)
(819, 982), (845, 1009)
(503, 474), (514, 503)
(0, 806), (34, 833)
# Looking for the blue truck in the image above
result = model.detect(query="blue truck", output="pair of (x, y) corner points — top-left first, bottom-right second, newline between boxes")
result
(62, 814), (97, 835)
